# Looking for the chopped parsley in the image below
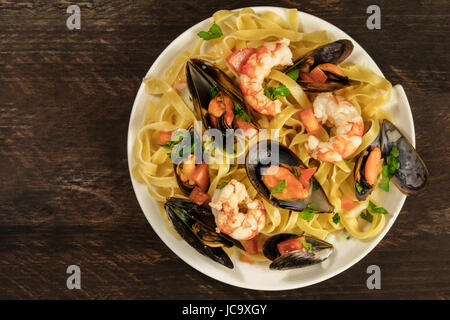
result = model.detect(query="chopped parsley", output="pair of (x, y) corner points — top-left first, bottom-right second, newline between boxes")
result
(332, 212), (340, 224)
(344, 159), (351, 169)
(264, 84), (291, 101)
(379, 145), (401, 192)
(269, 180), (286, 200)
(217, 181), (228, 189)
(312, 181), (320, 191)
(233, 101), (251, 123)
(360, 210), (373, 223)
(287, 68), (300, 81)
(368, 201), (388, 214)
(300, 238), (313, 253)
(197, 23), (223, 40)
(294, 168), (301, 178)
(159, 131), (187, 150)
(210, 88), (219, 99)
(300, 203), (320, 222)
(360, 201), (388, 223)
(355, 181), (363, 193)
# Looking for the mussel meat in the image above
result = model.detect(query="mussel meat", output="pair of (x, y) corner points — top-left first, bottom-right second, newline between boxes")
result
(354, 133), (382, 201)
(165, 197), (244, 269)
(245, 140), (334, 213)
(262, 233), (333, 270)
(380, 120), (428, 195)
(186, 59), (258, 138)
(171, 128), (210, 199)
(284, 39), (359, 92)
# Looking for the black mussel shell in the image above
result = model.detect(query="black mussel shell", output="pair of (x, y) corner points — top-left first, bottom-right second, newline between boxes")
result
(284, 39), (359, 92)
(380, 120), (428, 195)
(262, 233), (333, 270)
(186, 59), (257, 136)
(354, 134), (381, 201)
(245, 140), (334, 213)
(165, 197), (244, 250)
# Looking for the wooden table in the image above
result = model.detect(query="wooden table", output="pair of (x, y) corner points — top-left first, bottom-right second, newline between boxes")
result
(0, 0), (448, 299)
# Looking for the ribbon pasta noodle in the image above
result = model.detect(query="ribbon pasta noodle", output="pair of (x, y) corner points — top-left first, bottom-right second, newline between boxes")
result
(132, 8), (392, 251)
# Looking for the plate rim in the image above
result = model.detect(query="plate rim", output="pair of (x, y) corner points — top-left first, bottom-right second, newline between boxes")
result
(127, 6), (413, 291)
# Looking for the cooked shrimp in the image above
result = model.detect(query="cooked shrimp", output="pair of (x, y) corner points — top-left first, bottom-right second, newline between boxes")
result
(239, 39), (293, 116)
(307, 92), (364, 162)
(209, 179), (266, 241)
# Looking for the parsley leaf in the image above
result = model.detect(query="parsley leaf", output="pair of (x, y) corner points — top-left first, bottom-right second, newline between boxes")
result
(379, 146), (401, 192)
(294, 168), (301, 178)
(232, 101), (251, 123)
(210, 88), (219, 99)
(355, 181), (363, 193)
(287, 68), (300, 81)
(264, 84), (291, 101)
(159, 131), (187, 150)
(360, 210), (373, 223)
(332, 212), (340, 224)
(269, 180), (286, 200)
(197, 23), (223, 40)
(300, 238), (313, 253)
(301, 203), (320, 222)
(368, 201), (388, 214)
(344, 159), (351, 169)
(217, 181), (228, 189)
(312, 181), (320, 191)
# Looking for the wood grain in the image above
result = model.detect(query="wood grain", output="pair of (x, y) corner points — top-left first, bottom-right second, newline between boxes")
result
(0, 0), (449, 299)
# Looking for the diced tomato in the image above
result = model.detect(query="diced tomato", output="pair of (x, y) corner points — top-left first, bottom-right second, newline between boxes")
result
(226, 48), (257, 73)
(317, 63), (345, 77)
(299, 108), (322, 136)
(242, 237), (259, 255)
(239, 254), (254, 264)
(341, 197), (355, 211)
(299, 72), (314, 82)
(277, 236), (305, 256)
(299, 167), (317, 189)
(159, 131), (172, 145)
(191, 162), (209, 192)
(188, 187), (211, 206)
(309, 66), (328, 83)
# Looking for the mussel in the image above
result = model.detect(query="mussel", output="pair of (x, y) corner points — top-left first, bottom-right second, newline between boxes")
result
(186, 59), (258, 138)
(380, 120), (428, 195)
(245, 140), (334, 213)
(262, 233), (333, 270)
(164, 197), (243, 269)
(354, 133), (382, 201)
(171, 128), (209, 196)
(284, 39), (360, 92)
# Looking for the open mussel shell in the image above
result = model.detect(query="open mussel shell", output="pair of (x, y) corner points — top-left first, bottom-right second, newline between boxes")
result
(245, 140), (334, 213)
(172, 128), (203, 195)
(354, 133), (381, 201)
(263, 233), (333, 270)
(165, 198), (244, 269)
(186, 58), (257, 135)
(284, 39), (360, 92)
(380, 120), (428, 195)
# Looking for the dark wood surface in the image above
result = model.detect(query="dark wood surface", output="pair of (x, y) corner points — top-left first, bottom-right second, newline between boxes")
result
(0, 0), (448, 299)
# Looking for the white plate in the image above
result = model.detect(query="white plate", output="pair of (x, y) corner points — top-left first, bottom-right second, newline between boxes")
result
(127, 7), (415, 290)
